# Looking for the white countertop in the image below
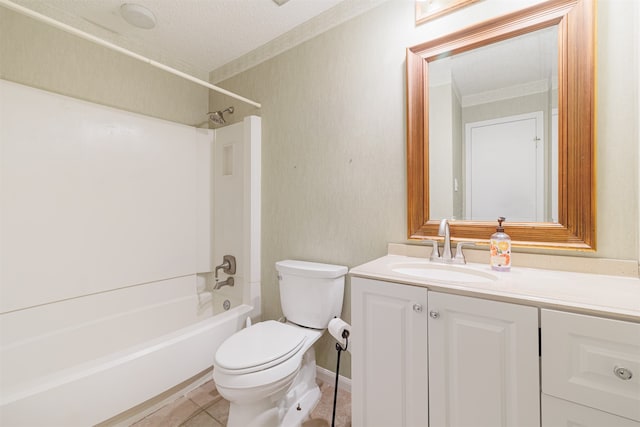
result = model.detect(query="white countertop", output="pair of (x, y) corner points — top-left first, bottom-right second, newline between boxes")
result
(350, 255), (640, 322)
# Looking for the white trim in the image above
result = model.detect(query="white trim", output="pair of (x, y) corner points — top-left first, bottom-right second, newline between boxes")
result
(316, 366), (352, 394)
(0, 0), (261, 109)
(462, 79), (550, 108)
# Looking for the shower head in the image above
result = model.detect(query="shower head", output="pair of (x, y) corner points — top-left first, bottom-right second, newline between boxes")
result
(207, 107), (234, 125)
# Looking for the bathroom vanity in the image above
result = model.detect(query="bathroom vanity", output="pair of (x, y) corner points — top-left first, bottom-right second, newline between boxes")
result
(350, 254), (640, 427)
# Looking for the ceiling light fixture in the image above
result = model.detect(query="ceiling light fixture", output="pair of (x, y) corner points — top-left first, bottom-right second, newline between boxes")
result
(120, 3), (156, 29)
(272, 0), (291, 6)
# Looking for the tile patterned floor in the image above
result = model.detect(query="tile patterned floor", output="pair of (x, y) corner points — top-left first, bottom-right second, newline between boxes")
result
(131, 378), (351, 427)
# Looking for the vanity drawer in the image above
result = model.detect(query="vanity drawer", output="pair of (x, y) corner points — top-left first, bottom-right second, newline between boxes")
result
(542, 394), (640, 427)
(541, 309), (640, 422)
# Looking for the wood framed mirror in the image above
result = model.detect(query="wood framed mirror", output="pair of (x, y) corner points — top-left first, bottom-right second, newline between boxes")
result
(406, 0), (595, 250)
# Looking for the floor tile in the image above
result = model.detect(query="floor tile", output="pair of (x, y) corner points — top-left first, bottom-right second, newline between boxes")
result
(187, 380), (221, 408)
(132, 397), (200, 427)
(180, 410), (223, 427)
(131, 375), (351, 427)
(203, 397), (230, 425)
(307, 381), (351, 427)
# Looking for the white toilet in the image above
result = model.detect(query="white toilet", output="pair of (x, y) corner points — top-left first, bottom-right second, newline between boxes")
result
(212, 260), (348, 427)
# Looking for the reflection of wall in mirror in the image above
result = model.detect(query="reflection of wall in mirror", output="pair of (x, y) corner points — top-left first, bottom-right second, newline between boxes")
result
(429, 83), (455, 220)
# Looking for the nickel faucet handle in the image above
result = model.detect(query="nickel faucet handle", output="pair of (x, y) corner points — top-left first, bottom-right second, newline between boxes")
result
(454, 241), (476, 264)
(421, 239), (440, 261)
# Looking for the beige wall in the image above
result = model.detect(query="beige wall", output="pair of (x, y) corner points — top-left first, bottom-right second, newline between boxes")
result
(0, 7), (208, 125)
(211, 0), (639, 377)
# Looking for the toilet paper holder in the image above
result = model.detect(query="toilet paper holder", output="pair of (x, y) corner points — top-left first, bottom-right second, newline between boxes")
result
(337, 328), (349, 351)
(329, 317), (350, 352)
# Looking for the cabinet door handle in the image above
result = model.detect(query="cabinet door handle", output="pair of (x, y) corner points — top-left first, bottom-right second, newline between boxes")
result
(413, 304), (423, 313)
(429, 310), (440, 319)
(614, 366), (633, 380)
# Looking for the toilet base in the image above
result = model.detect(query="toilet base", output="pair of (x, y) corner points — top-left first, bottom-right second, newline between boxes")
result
(281, 384), (321, 427)
(225, 348), (322, 427)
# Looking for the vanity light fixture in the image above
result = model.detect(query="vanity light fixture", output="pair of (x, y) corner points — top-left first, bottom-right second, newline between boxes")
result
(120, 3), (156, 29)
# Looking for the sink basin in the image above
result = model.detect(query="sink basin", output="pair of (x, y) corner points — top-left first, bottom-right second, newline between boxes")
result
(391, 262), (498, 284)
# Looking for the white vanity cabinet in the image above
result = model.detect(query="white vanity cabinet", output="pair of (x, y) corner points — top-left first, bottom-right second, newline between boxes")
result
(351, 277), (429, 427)
(541, 309), (640, 426)
(351, 277), (539, 427)
(350, 253), (640, 427)
(428, 291), (540, 427)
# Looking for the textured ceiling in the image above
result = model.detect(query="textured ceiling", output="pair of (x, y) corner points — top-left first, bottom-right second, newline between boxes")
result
(8, 0), (374, 78)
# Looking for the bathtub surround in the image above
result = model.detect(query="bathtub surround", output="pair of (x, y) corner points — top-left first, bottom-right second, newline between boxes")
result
(209, 0), (640, 378)
(0, 80), (261, 424)
(0, 80), (212, 313)
(214, 117), (263, 316)
(0, 3), (266, 425)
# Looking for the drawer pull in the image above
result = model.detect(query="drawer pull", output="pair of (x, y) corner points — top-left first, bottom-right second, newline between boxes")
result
(429, 311), (440, 319)
(613, 366), (633, 381)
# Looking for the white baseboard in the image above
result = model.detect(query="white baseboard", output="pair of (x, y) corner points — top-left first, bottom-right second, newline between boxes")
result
(316, 366), (351, 394)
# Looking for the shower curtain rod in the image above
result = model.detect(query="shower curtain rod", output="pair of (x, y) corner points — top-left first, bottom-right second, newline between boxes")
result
(0, 0), (262, 109)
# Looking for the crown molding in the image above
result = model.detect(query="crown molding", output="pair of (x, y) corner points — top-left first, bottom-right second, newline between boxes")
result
(208, 0), (386, 84)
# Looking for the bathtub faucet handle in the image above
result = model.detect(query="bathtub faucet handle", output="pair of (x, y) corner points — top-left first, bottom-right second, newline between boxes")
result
(215, 255), (236, 279)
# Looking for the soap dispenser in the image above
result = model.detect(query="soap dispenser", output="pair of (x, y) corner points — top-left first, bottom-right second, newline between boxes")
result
(490, 217), (511, 272)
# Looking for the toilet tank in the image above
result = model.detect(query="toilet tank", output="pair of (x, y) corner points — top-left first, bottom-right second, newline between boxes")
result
(276, 260), (347, 329)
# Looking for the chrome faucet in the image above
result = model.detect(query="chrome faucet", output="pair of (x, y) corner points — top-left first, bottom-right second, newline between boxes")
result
(424, 219), (475, 264)
(438, 219), (453, 261)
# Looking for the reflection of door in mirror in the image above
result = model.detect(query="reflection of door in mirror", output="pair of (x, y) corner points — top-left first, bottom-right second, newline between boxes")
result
(465, 112), (544, 222)
(428, 25), (557, 223)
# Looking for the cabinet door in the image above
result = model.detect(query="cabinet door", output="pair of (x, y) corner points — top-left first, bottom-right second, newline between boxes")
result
(351, 277), (428, 427)
(542, 393), (640, 427)
(428, 291), (540, 427)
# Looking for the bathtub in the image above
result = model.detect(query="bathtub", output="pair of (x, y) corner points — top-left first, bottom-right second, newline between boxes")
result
(0, 275), (252, 426)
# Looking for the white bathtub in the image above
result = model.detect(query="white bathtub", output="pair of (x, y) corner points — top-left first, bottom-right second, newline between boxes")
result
(0, 275), (252, 426)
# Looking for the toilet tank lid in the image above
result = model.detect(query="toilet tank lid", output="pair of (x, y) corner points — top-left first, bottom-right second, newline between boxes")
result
(276, 260), (348, 279)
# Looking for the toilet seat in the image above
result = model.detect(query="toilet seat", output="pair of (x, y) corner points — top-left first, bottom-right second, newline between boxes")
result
(214, 320), (306, 375)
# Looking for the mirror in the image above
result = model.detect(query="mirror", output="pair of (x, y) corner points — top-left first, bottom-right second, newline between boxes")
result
(429, 26), (558, 223)
(407, 0), (595, 249)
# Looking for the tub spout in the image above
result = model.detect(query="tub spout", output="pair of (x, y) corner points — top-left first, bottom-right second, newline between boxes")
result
(214, 276), (234, 290)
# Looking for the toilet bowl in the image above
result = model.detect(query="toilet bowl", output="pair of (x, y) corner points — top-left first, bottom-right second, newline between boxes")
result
(212, 260), (347, 427)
